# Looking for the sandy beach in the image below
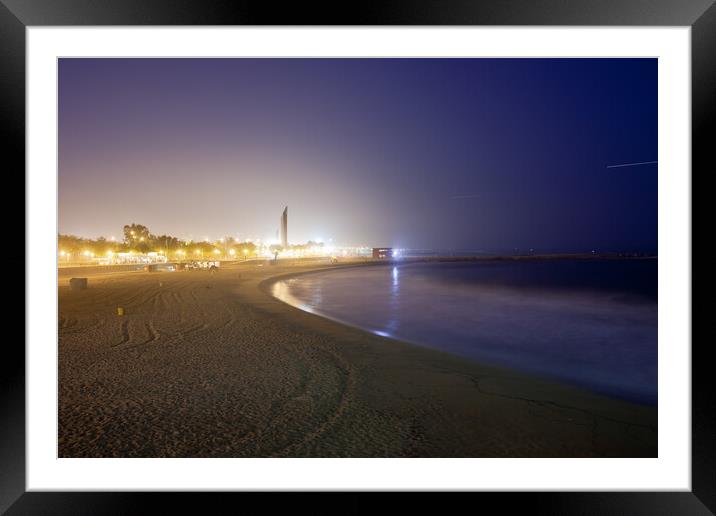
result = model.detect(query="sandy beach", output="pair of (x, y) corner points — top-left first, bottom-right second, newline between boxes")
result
(58, 259), (657, 457)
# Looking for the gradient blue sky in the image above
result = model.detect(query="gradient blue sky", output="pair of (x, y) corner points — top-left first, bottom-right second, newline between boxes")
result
(59, 58), (657, 252)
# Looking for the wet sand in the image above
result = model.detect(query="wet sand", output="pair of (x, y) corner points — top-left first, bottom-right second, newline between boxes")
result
(58, 259), (657, 457)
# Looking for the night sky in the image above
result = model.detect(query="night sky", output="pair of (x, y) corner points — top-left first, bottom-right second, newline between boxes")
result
(59, 58), (657, 252)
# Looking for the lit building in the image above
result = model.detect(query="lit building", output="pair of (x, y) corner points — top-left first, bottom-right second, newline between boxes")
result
(280, 206), (288, 248)
(100, 252), (168, 265)
(372, 247), (393, 259)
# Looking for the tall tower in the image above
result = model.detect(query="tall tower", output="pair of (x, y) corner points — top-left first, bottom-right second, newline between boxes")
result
(280, 206), (288, 248)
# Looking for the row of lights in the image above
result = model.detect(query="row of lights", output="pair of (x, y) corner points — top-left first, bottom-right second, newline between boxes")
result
(58, 248), (252, 257)
(60, 247), (371, 259)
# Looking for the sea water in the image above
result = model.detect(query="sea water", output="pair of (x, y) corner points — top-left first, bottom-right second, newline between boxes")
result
(271, 259), (657, 404)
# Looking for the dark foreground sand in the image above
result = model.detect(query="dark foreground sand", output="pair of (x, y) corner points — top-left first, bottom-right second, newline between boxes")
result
(58, 260), (657, 457)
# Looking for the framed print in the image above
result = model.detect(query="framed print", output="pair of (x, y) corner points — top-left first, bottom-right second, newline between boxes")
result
(4, 0), (710, 513)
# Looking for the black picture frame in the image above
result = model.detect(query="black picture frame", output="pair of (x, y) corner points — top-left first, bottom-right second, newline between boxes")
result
(4, 0), (708, 513)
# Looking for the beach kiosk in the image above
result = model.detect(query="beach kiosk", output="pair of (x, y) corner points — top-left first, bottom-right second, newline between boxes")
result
(372, 247), (393, 259)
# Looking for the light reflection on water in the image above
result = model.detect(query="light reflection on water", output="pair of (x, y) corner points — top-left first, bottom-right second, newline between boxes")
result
(271, 279), (317, 315)
(271, 261), (658, 404)
(384, 266), (400, 335)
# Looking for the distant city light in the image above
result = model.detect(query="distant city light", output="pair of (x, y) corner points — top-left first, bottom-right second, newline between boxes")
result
(59, 226), (375, 267)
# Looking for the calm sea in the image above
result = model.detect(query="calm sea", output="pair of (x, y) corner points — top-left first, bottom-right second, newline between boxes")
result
(271, 259), (658, 404)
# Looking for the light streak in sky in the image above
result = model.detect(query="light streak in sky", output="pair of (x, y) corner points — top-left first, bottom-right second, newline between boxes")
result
(606, 160), (658, 169)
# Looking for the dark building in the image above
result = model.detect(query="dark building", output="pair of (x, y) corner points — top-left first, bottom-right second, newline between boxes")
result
(280, 206), (288, 248)
(372, 247), (393, 259)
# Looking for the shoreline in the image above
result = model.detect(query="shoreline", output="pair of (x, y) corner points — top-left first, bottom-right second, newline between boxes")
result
(58, 259), (657, 457)
(57, 251), (657, 271)
(261, 260), (657, 407)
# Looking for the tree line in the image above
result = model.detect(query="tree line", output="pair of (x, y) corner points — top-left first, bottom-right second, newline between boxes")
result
(58, 223), (324, 258)
(58, 223), (258, 258)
